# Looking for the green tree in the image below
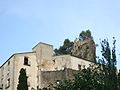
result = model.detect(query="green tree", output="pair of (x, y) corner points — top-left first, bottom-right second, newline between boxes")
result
(118, 70), (120, 89)
(98, 38), (118, 90)
(17, 68), (28, 90)
(79, 30), (92, 41)
(54, 39), (73, 55)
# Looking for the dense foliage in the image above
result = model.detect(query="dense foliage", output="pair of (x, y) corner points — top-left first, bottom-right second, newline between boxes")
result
(54, 30), (93, 56)
(79, 30), (92, 41)
(17, 68), (28, 90)
(54, 39), (74, 55)
(98, 38), (118, 90)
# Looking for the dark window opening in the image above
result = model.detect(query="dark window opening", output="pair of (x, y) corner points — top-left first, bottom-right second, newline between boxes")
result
(78, 46), (81, 50)
(86, 46), (89, 49)
(24, 57), (30, 66)
(1, 84), (3, 89)
(5, 78), (10, 89)
(78, 64), (81, 70)
(8, 61), (10, 71)
(8, 78), (10, 87)
(37, 86), (39, 90)
(8, 61), (10, 65)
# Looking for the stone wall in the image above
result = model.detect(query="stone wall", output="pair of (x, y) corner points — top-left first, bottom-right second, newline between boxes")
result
(0, 55), (15, 90)
(41, 68), (79, 88)
(13, 52), (38, 90)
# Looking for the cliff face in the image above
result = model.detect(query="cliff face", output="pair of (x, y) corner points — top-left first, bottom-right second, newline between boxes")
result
(71, 38), (96, 63)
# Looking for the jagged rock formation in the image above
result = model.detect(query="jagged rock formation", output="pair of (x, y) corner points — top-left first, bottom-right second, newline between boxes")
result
(71, 38), (96, 63)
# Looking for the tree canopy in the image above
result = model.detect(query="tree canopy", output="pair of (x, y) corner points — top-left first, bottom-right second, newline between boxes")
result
(98, 38), (117, 90)
(79, 30), (92, 41)
(54, 39), (74, 55)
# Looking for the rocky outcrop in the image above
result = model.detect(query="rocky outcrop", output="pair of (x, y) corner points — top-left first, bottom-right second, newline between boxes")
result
(71, 38), (96, 63)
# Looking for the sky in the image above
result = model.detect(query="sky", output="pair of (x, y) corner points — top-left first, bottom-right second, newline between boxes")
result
(0, 0), (120, 68)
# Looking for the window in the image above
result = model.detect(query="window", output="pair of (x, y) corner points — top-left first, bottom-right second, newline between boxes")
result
(37, 86), (39, 90)
(8, 61), (10, 65)
(86, 46), (89, 49)
(27, 81), (30, 87)
(1, 84), (3, 89)
(24, 57), (28, 65)
(5, 78), (10, 89)
(2, 67), (4, 77)
(78, 46), (81, 50)
(8, 61), (10, 71)
(7, 78), (10, 87)
(78, 64), (81, 70)
(24, 57), (31, 66)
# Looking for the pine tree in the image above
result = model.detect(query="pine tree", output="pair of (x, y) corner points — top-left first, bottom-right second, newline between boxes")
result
(54, 39), (73, 55)
(17, 68), (28, 90)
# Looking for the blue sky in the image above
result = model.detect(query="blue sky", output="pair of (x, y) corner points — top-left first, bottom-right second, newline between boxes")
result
(0, 0), (120, 68)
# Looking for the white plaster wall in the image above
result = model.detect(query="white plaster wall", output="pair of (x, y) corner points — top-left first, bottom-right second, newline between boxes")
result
(40, 55), (92, 71)
(0, 67), (2, 88)
(39, 55), (71, 71)
(0, 56), (14, 90)
(32, 43), (53, 62)
(52, 55), (71, 70)
(13, 53), (38, 90)
(70, 56), (92, 70)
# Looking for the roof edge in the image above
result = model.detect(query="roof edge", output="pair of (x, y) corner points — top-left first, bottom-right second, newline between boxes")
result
(32, 42), (53, 50)
(0, 51), (36, 68)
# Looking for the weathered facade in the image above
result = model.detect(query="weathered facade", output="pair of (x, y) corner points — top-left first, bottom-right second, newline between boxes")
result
(0, 42), (93, 90)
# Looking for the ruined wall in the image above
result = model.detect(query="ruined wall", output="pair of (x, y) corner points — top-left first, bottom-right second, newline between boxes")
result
(41, 68), (79, 88)
(71, 38), (96, 63)
(40, 55), (71, 71)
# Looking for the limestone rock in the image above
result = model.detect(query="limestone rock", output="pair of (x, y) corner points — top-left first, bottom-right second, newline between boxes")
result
(71, 38), (96, 63)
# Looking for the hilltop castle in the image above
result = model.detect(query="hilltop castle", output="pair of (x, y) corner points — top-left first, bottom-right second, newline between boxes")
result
(0, 39), (96, 90)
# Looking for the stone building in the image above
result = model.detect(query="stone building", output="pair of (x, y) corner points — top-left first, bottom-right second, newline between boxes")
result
(0, 42), (93, 90)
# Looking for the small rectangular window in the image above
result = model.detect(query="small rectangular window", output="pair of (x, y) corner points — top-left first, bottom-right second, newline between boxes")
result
(5, 78), (10, 89)
(24, 57), (30, 66)
(37, 86), (39, 90)
(2, 84), (3, 89)
(24, 57), (28, 65)
(8, 61), (10, 71)
(8, 61), (10, 65)
(27, 82), (30, 87)
(8, 78), (10, 87)
(78, 64), (81, 70)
